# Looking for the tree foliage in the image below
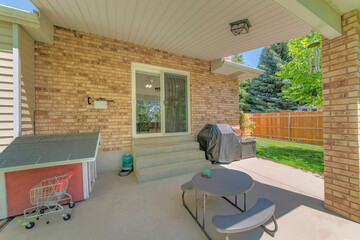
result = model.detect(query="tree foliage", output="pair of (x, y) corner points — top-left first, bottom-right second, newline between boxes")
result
(277, 33), (322, 106)
(239, 42), (299, 113)
(239, 80), (251, 112)
(233, 53), (250, 111)
(232, 53), (244, 64)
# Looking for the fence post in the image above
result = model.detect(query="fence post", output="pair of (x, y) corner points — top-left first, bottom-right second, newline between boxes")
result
(288, 112), (291, 141)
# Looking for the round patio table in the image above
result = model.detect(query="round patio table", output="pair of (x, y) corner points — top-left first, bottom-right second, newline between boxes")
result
(192, 169), (254, 197)
(191, 169), (254, 240)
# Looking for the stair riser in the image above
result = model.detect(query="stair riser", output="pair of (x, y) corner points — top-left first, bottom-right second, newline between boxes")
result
(132, 135), (209, 184)
(136, 151), (205, 169)
(136, 161), (211, 184)
(134, 143), (199, 157)
(133, 135), (195, 146)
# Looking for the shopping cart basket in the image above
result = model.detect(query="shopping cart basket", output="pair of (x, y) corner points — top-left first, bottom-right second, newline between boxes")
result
(23, 171), (76, 229)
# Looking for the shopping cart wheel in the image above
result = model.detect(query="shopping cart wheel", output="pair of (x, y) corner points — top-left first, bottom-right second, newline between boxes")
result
(69, 202), (75, 208)
(25, 222), (35, 229)
(63, 213), (71, 221)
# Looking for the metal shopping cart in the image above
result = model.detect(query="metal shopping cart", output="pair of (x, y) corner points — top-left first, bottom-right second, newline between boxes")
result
(23, 171), (76, 229)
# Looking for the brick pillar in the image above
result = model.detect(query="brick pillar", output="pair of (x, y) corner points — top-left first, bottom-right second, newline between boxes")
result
(322, 9), (360, 222)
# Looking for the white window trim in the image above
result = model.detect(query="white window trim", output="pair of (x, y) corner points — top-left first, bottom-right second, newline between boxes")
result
(131, 62), (191, 138)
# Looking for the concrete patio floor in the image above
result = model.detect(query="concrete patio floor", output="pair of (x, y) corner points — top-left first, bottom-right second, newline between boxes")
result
(1, 158), (359, 240)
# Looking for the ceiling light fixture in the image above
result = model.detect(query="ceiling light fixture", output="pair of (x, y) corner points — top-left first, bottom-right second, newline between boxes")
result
(145, 79), (153, 88)
(229, 19), (251, 36)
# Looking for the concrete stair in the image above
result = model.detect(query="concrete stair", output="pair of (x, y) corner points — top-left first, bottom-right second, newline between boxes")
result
(133, 135), (211, 183)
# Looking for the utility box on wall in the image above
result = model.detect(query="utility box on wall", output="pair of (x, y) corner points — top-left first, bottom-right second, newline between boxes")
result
(94, 101), (107, 109)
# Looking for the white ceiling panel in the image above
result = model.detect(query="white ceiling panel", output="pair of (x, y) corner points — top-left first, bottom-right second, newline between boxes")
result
(31, 0), (312, 60)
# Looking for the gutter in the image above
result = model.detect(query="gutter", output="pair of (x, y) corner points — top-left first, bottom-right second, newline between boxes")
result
(0, 4), (53, 43)
(211, 58), (264, 81)
(0, 5), (40, 28)
(222, 59), (264, 75)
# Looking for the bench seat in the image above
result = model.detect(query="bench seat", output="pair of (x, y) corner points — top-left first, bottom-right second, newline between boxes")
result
(181, 181), (193, 192)
(212, 198), (277, 238)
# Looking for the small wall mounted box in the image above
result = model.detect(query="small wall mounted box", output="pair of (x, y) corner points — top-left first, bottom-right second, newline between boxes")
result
(94, 100), (107, 109)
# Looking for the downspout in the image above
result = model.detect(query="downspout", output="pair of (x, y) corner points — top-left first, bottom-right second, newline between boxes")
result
(12, 23), (21, 137)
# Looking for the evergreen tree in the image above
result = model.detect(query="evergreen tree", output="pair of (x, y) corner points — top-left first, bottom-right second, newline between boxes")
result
(239, 80), (251, 112)
(233, 53), (251, 112)
(240, 42), (299, 113)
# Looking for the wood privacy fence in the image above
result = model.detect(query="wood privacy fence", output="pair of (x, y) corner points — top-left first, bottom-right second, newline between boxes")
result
(244, 112), (323, 145)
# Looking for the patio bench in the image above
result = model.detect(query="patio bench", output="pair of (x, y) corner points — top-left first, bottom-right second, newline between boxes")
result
(212, 198), (278, 240)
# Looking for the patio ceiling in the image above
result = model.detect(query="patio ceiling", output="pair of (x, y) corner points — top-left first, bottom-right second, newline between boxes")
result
(30, 0), (312, 60)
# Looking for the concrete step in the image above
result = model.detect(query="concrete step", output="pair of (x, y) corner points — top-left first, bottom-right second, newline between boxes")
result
(133, 135), (195, 146)
(135, 150), (205, 169)
(135, 159), (211, 184)
(134, 141), (199, 157)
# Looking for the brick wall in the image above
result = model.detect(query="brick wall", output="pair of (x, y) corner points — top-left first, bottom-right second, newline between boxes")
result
(34, 27), (239, 152)
(322, 9), (360, 222)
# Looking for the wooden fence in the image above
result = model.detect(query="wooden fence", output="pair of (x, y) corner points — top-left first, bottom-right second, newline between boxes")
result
(244, 111), (323, 145)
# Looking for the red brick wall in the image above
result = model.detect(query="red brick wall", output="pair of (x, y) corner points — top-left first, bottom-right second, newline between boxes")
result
(322, 9), (360, 222)
(34, 27), (239, 151)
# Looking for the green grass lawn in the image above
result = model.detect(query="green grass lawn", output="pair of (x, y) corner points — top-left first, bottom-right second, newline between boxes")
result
(254, 138), (324, 175)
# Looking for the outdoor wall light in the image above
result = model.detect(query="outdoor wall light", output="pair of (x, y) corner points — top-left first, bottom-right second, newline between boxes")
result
(229, 19), (251, 36)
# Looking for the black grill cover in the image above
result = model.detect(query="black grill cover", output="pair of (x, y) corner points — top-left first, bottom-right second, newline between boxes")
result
(198, 124), (242, 163)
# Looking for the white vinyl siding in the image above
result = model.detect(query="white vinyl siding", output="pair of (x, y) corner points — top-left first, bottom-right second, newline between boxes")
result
(0, 22), (35, 152)
(0, 21), (14, 152)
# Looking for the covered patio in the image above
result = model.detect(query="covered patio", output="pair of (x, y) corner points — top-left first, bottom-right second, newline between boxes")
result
(0, 0), (359, 236)
(1, 158), (358, 239)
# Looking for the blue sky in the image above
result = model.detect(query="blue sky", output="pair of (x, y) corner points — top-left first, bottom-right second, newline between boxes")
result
(0, 0), (37, 12)
(1, 0), (263, 67)
(241, 47), (263, 68)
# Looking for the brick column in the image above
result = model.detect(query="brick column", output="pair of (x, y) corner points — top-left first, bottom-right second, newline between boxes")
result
(322, 9), (360, 222)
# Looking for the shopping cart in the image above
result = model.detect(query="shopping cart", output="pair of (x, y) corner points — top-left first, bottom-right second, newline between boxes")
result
(23, 171), (76, 229)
